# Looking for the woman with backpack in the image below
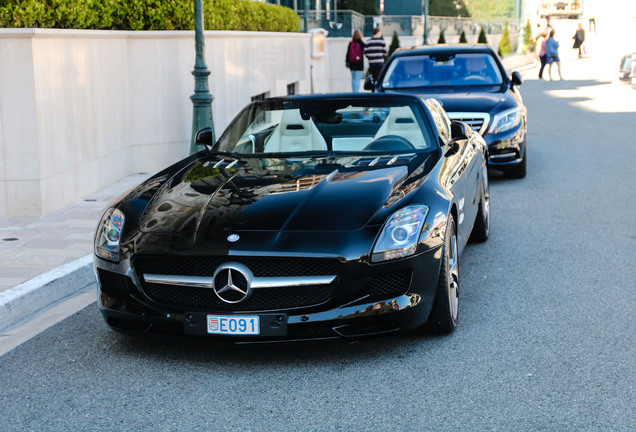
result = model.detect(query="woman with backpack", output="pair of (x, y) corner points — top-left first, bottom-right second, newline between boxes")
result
(345, 30), (365, 92)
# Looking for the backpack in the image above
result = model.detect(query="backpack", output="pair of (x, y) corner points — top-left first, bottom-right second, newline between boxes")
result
(348, 41), (362, 63)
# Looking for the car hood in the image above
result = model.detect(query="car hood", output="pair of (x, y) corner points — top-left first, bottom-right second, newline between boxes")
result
(131, 154), (432, 234)
(385, 86), (513, 113)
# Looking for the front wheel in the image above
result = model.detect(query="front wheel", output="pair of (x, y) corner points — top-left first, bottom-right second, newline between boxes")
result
(426, 216), (459, 334)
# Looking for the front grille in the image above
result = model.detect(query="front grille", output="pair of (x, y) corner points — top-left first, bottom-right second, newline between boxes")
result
(367, 270), (412, 299)
(447, 113), (490, 135)
(134, 256), (338, 278)
(134, 256), (339, 312)
(143, 282), (334, 311)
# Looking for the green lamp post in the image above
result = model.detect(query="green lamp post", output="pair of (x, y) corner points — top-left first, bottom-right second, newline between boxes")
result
(189, 0), (214, 155)
(423, 0), (429, 45)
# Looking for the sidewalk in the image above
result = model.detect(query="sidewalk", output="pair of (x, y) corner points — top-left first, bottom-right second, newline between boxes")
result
(0, 173), (151, 331)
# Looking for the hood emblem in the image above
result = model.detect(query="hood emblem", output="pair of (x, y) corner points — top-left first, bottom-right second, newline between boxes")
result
(212, 263), (253, 304)
(227, 234), (240, 243)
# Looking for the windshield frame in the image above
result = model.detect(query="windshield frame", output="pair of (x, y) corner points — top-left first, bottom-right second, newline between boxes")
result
(381, 52), (504, 90)
(213, 97), (439, 157)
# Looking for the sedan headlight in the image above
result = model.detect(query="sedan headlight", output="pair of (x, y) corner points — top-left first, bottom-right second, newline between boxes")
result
(372, 205), (429, 263)
(488, 107), (521, 134)
(95, 208), (125, 262)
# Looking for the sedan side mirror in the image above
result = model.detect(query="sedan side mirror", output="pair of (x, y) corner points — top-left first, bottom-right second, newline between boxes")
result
(195, 127), (213, 146)
(511, 71), (523, 86)
(363, 75), (375, 91)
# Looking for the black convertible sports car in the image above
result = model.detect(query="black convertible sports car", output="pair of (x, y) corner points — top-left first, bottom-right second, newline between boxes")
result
(367, 44), (528, 178)
(94, 93), (489, 342)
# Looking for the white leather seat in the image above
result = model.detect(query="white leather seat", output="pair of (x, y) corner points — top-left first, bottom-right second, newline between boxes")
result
(264, 109), (327, 153)
(373, 106), (427, 149)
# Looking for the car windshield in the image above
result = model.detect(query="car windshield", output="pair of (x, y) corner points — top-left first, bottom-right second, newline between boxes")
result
(215, 99), (436, 155)
(382, 53), (503, 89)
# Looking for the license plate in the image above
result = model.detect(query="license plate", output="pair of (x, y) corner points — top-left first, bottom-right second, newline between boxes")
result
(207, 315), (259, 335)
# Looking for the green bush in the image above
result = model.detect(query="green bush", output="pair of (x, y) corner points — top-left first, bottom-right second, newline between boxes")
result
(477, 28), (488, 44)
(498, 21), (511, 56)
(459, 30), (467, 43)
(386, 31), (400, 61)
(437, 30), (446, 44)
(524, 19), (533, 52)
(0, 0), (300, 32)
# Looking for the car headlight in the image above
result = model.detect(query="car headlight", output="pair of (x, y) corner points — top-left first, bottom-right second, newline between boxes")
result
(95, 208), (125, 262)
(372, 205), (429, 263)
(488, 107), (521, 134)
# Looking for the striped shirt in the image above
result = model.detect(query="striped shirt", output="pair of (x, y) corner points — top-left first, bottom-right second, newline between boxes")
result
(364, 36), (387, 66)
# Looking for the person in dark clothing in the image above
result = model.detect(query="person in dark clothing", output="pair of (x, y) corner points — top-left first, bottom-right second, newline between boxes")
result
(364, 27), (387, 85)
(345, 30), (365, 92)
(572, 23), (585, 58)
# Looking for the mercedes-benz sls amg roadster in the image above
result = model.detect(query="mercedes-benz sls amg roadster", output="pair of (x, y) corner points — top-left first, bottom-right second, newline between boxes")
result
(94, 93), (490, 342)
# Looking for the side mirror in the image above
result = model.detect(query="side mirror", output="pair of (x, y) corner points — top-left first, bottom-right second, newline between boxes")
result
(195, 127), (213, 146)
(511, 71), (523, 86)
(363, 75), (375, 91)
(450, 121), (468, 140)
(445, 121), (468, 157)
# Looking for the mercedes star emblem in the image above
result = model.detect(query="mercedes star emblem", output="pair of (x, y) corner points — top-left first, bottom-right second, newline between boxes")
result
(212, 262), (254, 304)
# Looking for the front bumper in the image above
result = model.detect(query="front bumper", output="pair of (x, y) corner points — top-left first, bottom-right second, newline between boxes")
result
(484, 123), (526, 170)
(94, 246), (443, 343)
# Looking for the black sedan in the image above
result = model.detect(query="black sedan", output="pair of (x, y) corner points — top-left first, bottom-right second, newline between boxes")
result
(93, 93), (489, 342)
(367, 44), (528, 178)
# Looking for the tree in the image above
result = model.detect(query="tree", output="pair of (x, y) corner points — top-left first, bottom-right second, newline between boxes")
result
(498, 21), (511, 56)
(430, 0), (470, 17)
(524, 19), (534, 52)
(459, 29), (467, 43)
(386, 31), (400, 60)
(466, 0), (515, 19)
(478, 28), (488, 44)
(438, 30), (446, 44)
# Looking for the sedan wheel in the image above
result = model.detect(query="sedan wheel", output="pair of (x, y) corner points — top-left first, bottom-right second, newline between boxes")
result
(426, 216), (459, 334)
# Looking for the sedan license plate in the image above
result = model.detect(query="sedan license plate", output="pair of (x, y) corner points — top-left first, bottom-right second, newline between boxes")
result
(207, 314), (259, 335)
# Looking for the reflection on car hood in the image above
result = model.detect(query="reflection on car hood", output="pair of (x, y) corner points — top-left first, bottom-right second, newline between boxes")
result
(386, 87), (513, 113)
(133, 154), (431, 234)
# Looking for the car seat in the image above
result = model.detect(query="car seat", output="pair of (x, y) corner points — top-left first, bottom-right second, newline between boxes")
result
(264, 109), (327, 153)
(372, 106), (427, 149)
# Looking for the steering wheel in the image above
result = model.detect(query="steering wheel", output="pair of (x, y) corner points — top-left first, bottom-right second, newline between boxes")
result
(363, 135), (415, 152)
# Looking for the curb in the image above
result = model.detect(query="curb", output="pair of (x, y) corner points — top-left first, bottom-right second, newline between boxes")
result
(0, 255), (94, 332)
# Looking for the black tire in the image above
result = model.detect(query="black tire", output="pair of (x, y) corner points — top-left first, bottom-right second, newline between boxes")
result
(426, 216), (459, 334)
(469, 166), (490, 243)
(505, 146), (527, 179)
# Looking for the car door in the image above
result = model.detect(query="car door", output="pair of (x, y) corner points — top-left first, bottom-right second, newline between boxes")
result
(426, 99), (473, 248)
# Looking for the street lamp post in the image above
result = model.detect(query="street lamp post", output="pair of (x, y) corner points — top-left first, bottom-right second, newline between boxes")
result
(423, 0), (429, 45)
(189, 0), (214, 155)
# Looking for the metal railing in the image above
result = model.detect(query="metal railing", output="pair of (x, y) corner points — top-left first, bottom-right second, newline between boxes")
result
(298, 10), (522, 39)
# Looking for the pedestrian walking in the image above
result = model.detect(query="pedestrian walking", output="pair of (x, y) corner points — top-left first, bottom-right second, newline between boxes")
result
(537, 31), (548, 80)
(546, 29), (563, 80)
(345, 30), (365, 92)
(364, 27), (387, 85)
(572, 23), (585, 58)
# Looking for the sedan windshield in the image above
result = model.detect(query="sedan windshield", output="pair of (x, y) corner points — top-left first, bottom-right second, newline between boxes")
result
(382, 53), (503, 89)
(215, 100), (436, 155)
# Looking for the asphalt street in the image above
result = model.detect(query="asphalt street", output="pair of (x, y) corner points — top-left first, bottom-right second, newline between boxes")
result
(1, 22), (635, 432)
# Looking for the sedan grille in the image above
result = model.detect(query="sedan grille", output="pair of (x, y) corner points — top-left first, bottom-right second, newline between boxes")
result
(447, 112), (490, 135)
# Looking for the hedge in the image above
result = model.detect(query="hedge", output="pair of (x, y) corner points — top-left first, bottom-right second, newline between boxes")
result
(0, 0), (300, 32)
